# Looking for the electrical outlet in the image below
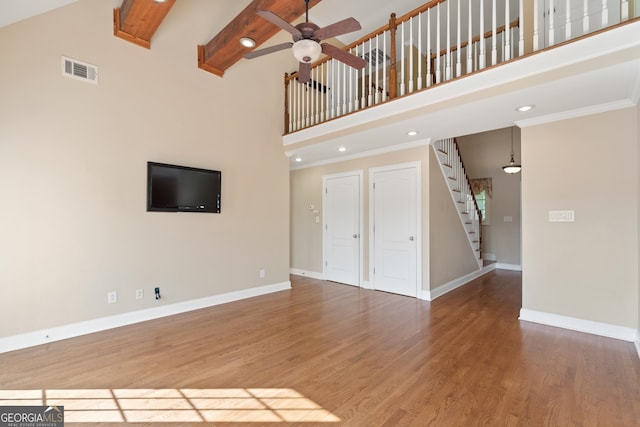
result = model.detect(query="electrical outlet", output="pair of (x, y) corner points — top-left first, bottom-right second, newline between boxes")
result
(135, 289), (144, 300)
(107, 291), (117, 304)
(259, 269), (265, 278)
(154, 287), (161, 300)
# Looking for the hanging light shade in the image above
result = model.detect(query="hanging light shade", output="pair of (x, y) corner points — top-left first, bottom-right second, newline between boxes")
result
(502, 127), (521, 174)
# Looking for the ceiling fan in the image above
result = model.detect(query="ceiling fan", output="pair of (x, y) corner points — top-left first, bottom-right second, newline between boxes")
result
(243, 0), (366, 83)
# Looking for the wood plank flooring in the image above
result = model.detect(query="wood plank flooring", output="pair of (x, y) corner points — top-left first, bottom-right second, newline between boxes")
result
(1, 270), (639, 426)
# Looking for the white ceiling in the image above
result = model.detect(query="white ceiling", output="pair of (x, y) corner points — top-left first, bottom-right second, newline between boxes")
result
(0, 0), (80, 27)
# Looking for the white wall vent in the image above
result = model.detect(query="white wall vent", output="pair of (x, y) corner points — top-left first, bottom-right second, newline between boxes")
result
(61, 56), (98, 84)
(363, 48), (390, 67)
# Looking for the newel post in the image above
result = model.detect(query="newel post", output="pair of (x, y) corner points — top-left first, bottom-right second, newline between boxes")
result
(389, 13), (398, 99)
(284, 73), (290, 134)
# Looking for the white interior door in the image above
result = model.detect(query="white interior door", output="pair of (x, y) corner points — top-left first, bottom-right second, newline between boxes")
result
(371, 164), (419, 297)
(323, 172), (362, 286)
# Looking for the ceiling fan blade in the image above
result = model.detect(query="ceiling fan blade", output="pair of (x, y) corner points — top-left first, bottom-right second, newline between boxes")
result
(321, 43), (366, 69)
(244, 42), (293, 59)
(314, 17), (362, 40)
(298, 62), (311, 83)
(257, 10), (302, 38)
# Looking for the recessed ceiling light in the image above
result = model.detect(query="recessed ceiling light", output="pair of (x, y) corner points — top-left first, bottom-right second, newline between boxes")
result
(407, 130), (418, 136)
(516, 105), (534, 112)
(338, 146), (347, 152)
(240, 37), (256, 48)
(294, 157), (302, 162)
(154, 0), (167, 3)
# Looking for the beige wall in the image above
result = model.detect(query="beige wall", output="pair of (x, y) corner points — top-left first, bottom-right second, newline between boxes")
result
(0, 0), (293, 337)
(290, 144), (480, 291)
(290, 146), (430, 287)
(521, 108), (639, 328)
(458, 127), (522, 266)
(429, 150), (481, 287)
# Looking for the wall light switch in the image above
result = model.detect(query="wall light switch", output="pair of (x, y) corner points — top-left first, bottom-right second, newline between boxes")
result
(504, 216), (513, 223)
(107, 291), (117, 304)
(549, 210), (575, 222)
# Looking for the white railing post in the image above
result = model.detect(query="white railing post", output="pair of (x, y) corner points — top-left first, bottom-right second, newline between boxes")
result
(427, 8), (432, 87)
(446, 0), (452, 80)
(622, 0), (629, 20)
(549, 0), (555, 46)
(505, 0), (511, 61)
(519, 0), (524, 55)
(479, 0), (486, 69)
(467, 0), (473, 74)
(565, 0), (572, 41)
(417, 12), (423, 91)
(400, 23), (406, 95)
(601, 0), (609, 27)
(491, 0), (497, 65)
(533, 0), (540, 50)
(583, 0), (590, 33)
(409, 18), (414, 94)
(456, 0), (461, 77)
(436, 3), (442, 83)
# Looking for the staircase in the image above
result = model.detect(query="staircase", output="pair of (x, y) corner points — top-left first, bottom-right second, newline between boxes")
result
(432, 138), (483, 268)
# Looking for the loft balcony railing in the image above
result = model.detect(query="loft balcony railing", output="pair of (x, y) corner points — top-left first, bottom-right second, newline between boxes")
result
(284, 0), (636, 134)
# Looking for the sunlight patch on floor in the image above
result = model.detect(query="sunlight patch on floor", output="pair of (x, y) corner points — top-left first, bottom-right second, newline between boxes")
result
(0, 388), (341, 423)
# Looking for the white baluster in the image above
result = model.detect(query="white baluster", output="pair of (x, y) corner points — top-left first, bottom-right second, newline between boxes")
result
(342, 61), (346, 114)
(375, 34), (380, 103)
(367, 38), (373, 107)
(417, 12), (423, 91)
(505, 0), (511, 60)
(491, 0), (497, 65)
(467, 0), (473, 74)
(427, 8), (432, 87)
(400, 22), (406, 96)
(549, 0), (555, 46)
(382, 33), (387, 102)
(446, 0), (451, 80)
(479, 0), (486, 69)
(533, 0), (540, 50)
(456, 0), (461, 77)
(360, 45), (366, 109)
(583, 0), (590, 33)
(409, 17), (414, 94)
(621, 0), (629, 20)
(565, 0), (572, 41)
(436, 3), (441, 83)
(601, 0), (608, 27)
(348, 51), (354, 113)
(519, 0), (524, 56)
(330, 60), (336, 119)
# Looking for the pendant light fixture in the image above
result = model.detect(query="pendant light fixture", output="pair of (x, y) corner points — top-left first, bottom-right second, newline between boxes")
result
(502, 127), (521, 174)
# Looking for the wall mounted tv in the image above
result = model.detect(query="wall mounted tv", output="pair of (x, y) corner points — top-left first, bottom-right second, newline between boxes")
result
(147, 162), (221, 213)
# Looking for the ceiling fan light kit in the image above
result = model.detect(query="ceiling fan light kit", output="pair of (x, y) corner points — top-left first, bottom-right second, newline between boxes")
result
(243, 0), (365, 83)
(292, 39), (322, 63)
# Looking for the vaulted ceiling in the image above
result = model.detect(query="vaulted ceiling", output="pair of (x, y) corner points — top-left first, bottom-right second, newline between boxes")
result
(112, 0), (323, 77)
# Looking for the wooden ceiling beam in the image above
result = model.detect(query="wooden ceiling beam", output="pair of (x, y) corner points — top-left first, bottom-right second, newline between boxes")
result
(198, 0), (322, 77)
(114, 0), (176, 49)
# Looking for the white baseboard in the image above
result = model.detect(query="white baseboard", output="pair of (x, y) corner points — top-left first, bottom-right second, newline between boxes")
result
(0, 281), (291, 354)
(519, 308), (638, 342)
(422, 263), (496, 301)
(361, 280), (373, 290)
(636, 331), (640, 359)
(496, 263), (522, 271)
(289, 268), (324, 280)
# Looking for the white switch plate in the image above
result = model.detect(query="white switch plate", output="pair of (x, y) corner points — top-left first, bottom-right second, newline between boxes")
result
(503, 216), (513, 222)
(549, 210), (575, 222)
(135, 289), (144, 300)
(107, 291), (117, 304)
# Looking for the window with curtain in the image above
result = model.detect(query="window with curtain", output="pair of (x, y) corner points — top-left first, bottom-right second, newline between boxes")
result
(470, 178), (492, 225)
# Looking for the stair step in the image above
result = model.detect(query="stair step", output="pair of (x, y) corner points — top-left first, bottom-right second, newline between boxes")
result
(448, 176), (457, 181)
(443, 163), (452, 168)
(469, 231), (476, 234)
(452, 189), (461, 193)
(437, 149), (448, 155)
(461, 211), (469, 215)
(457, 200), (464, 204)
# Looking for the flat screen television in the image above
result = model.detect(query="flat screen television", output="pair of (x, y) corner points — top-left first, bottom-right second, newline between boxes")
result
(147, 162), (221, 213)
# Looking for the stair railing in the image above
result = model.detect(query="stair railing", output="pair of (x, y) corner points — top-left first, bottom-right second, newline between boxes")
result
(433, 138), (483, 266)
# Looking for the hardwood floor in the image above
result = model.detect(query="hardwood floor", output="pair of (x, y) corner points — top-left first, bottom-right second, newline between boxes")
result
(1, 270), (639, 426)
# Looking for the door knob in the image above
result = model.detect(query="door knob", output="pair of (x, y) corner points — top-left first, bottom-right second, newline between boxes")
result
(353, 234), (359, 238)
(409, 236), (415, 241)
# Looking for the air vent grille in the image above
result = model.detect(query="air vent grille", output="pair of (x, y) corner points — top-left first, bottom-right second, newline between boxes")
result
(363, 48), (390, 67)
(62, 56), (98, 84)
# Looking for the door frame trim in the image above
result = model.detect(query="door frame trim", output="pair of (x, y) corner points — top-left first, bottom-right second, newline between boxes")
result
(369, 161), (422, 298)
(322, 170), (364, 287)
